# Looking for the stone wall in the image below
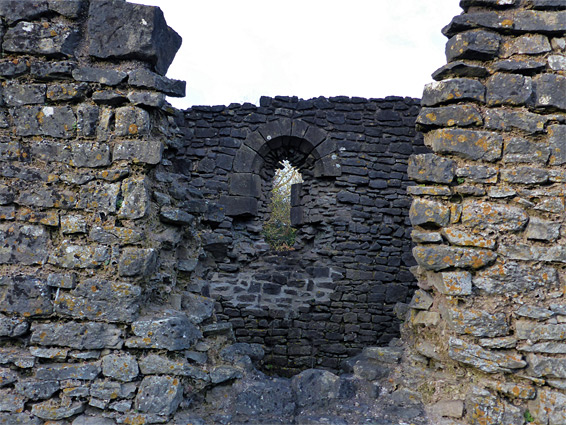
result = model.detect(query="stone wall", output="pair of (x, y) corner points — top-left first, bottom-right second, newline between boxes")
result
(173, 96), (424, 373)
(406, 0), (566, 423)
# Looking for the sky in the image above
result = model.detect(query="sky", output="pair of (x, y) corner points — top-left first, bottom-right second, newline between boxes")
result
(136, 1), (464, 109)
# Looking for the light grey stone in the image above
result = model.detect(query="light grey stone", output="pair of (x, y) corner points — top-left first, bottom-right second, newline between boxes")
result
(31, 322), (123, 349)
(449, 337), (526, 373)
(135, 375), (183, 416)
(126, 314), (201, 351)
(102, 354), (139, 382)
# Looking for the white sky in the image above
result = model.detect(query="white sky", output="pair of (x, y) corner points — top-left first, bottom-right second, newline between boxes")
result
(136, 1), (463, 109)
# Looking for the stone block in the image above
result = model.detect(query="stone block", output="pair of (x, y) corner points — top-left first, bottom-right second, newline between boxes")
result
(46, 82), (88, 101)
(11, 105), (76, 138)
(0, 314), (28, 337)
(115, 106), (150, 136)
(535, 74), (566, 111)
(118, 177), (150, 219)
(159, 207), (194, 225)
(88, 0), (181, 75)
(493, 57), (546, 73)
(31, 322), (123, 349)
(448, 337), (526, 373)
(474, 262), (557, 294)
(432, 400), (464, 418)
(3, 84), (46, 107)
(429, 271), (472, 296)
(135, 375), (183, 416)
(48, 241), (109, 269)
(30, 60), (76, 80)
(127, 90), (166, 108)
(412, 311), (441, 326)
(549, 124), (566, 165)
(71, 142), (111, 168)
(408, 153), (456, 184)
(0, 224), (48, 265)
(0, 1), (49, 24)
(233, 146), (259, 173)
(89, 226), (144, 245)
(72, 66), (127, 86)
(421, 78), (485, 107)
(501, 166), (549, 184)
(446, 30), (501, 61)
(486, 73), (533, 106)
(90, 380), (136, 401)
(118, 248), (157, 277)
(3, 21), (79, 57)
(432, 61), (489, 81)
(503, 137), (550, 164)
(126, 314), (201, 350)
(417, 105), (482, 128)
(290, 206), (304, 226)
(55, 278), (141, 323)
(525, 217), (560, 241)
(516, 305), (554, 320)
(462, 200), (528, 232)
(138, 354), (209, 381)
(442, 228), (496, 249)
(410, 199), (450, 228)
(78, 181), (120, 212)
(127, 68), (186, 97)
(48, 0), (86, 18)
(413, 245), (497, 271)
(425, 129), (503, 162)
(15, 379), (59, 400)
(102, 354), (139, 382)
(0, 275), (52, 317)
(229, 173), (261, 197)
(443, 304), (509, 337)
(409, 289), (433, 310)
(500, 33), (552, 57)
(219, 195), (258, 217)
(485, 108), (547, 134)
(314, 155), (341, 177)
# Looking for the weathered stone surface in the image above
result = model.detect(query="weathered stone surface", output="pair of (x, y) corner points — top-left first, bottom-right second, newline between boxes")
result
(529, 389), (566, 425)
(549, 54), (566, 71)
(135, 376), (183, 415)
(30, 60), (76, 80)
(181, 292), (215, 324)
(516, 305), (554, 320)
(501, 166), (549, 184)
(0, 368), (18, 388)
(0, 390), (25, 413)
(443, 10), (566, 37)
(159, 207), (194, 225)
(474, 262), (557, 294)
(0, 275), (52, 317)
(466, 388), (524, 425)
(29, 347), (68, 361)
(0, 223), (48, 265)
(127, 90), (166, 107)
(35, 363), (100, 381)
(421, 78), (485, 106)
(3, 21), (79, 57)
(115, 106), (150, 136)
(48, 241), (109, 269)
(89, 380), (136, 401)
(0, 314), (28, 337)
(31, 399), (85, 420)
(486, 73), (533, 106)
(291, 369), (341, 408)
(11, 105), (76, 138)
(446, 30), (501, 61)
(456, 165), (498, 183)
(0, 348), (35, 369)
(210, 366), (243, 384)
(407, 153), (456, 184)
(525, 217), (560, 241)
(55, 279), (141, 323)
(443, 304), (509, 337)
(528, 353), (566, 378)
(535, 197), (565, 213)
(0, 412), (42, 425)
(0, 1), (49, 24)
(500, 33), (552, 57)
(493, 57), (546, 74)
(432, 61), (489, 81)
(413, 245), (497, 271)
(519, 342), (566, 353)
(118, 177), (149, 219)
(102, 354), (139, 382)
(417, 105), (482, 128)
(77, 182), (120, 212)
(449, 337), (526, 373)
(549, 124), (566, 165)
(409, 199), (450, 227)
(72, 67), (126, 86)
(408, 289), (434, 310)
(128, 68), (186, 97)
(113, 140), (163, 165)
(60, 214), (87, 234)
(406, 186), (452, 196)
(15, 379), (59, 400)
(535, 74), (566, 111)
(3, 84), (45, 107)
(503, 137), (550, 164)
(485, 108), (547, 134)
(517, 321), (566, 342)
(118, 248), (157, 277)
(219, 195), (258, 217)
(429, 271), (472, 296)
(88, 0), (181, 75)
(71, 142), (111, 168)
(48, 0), (86, 18)
(220, 343), (265, 364)
(138, 354), (209, 381)
(31, 322), (123, 349)
(411, 231), (443, 244)
(442, 227), (496, 249)
(126, 315), (201, 350)
(89, 226), (144, 245)
(46, 82), (88, 101)
(425, 129), (503, 162)
(412, 311), (441, 326)
(461, 200), (528, 231)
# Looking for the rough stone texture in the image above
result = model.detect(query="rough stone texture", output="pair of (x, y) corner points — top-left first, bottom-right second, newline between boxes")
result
(135, 376), (183, 415)
(126, 315), (201, 350)
(424, 128), (503, 161)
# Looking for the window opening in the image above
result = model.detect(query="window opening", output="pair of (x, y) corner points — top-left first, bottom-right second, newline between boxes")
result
(263, 160), (303, 251)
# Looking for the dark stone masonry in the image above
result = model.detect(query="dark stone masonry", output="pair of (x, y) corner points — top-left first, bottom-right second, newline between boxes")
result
(0, 0), (564, 423)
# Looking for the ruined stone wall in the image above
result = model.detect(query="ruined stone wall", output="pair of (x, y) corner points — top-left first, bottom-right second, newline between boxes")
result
(172, 96), (424, 373)
(406, 0), (566, 423)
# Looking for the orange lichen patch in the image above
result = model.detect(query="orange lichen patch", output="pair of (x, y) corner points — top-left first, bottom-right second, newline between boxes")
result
(501, 19), (514, 27)
(128, 124), (138, 134)
(426, 113), (437, 122)
(42, 22), (49, 29)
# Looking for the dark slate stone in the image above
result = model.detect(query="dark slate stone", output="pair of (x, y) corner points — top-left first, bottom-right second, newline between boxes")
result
(432, 61), (489, 81)
(535, 74), (566, 111)
(421, 78), (485, 107)
(46, 83), (88, 102)
(0, 275), (52, 317)
(408, 153), (456, 184)
(3, 84), (46, 107)
(219, 195), (258, 217)
(425, 129), (503, 162)
(417, 105), (482, 128)
(229, 173), (261, 197)
(48, 0), (86, 18)
(486, 73), (533, 106)
(0, 0), (49, 24)
(0, 59), (29, 78)
(446, 30), (501, 61)
(3, 21), (80, 57)
(88, 0), (182, 75)
(492, 57), (546, 73)
(128, 69), (186, 97)
(72, 67), (127, 86)
(30, 61), (76, 80)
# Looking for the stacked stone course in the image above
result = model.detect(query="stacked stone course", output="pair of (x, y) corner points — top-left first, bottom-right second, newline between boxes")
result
(407, 0), (566, 423)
